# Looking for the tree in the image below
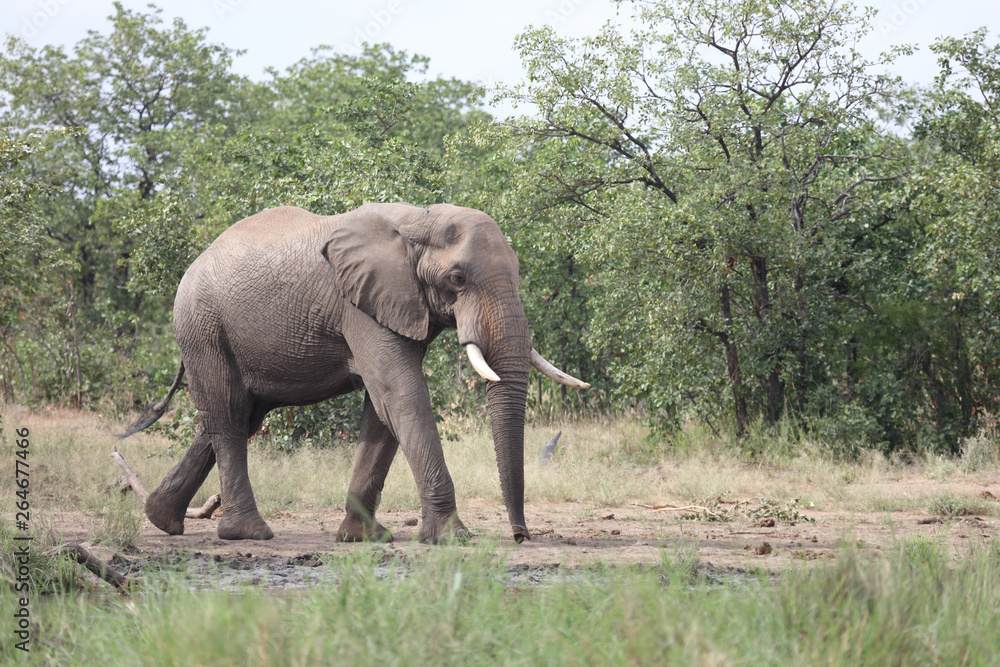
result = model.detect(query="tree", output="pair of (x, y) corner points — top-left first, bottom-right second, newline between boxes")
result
(501, 0), (909, 438)
(1, 2), (248, 309)
(897, 28), (1000, 449)
(0, 131), (68, 402)
(0, 3), (249, 406)
(259, 43), (489, 157)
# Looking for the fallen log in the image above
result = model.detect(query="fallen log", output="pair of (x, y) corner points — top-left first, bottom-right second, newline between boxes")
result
(46, 543), (130, 591)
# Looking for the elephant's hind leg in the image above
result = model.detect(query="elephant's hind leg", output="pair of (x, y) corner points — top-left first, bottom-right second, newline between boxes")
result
(337, 392), (397, 543)
(146, 424), (216, 535)
(213, 417), (274, 541)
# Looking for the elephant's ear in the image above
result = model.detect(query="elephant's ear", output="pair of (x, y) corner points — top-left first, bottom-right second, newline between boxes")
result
(324, 209), (430, 340)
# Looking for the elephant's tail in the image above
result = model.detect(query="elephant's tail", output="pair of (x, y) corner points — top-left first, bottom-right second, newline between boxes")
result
(118, 362), (186, 439)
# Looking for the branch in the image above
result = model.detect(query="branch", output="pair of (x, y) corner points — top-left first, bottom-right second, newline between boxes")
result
(830, 172), (909, 221)
(633, 503), (724, 518)
(186, 494), (222, 520)
(111, 448), (220, 519)
(111, 447), (149, 503)
(46, 543), (130, 591)
(538, 100), (678, 203)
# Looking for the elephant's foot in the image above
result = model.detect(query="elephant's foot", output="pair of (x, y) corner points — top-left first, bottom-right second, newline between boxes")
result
(217, 512), (274, 541)
(419, 512), (472, 544)
(145, 489), (187, 536)
(335, 514), (393, 543)
(512, 525), (532, 544)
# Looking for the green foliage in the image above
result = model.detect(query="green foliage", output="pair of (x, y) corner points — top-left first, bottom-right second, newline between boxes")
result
(896, 28), (1000, 451)
(254, 397), (365, 453)
(149, 393), (199, 444)
(499, 0), (915, 441)
(927, 493), (994, 517)
(483, 0), (1000, 452)
(0, 3), (247, 409)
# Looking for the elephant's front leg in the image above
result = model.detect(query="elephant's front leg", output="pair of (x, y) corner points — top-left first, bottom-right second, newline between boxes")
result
(346, 325), (470, 543)
(337, 392), (398, 542)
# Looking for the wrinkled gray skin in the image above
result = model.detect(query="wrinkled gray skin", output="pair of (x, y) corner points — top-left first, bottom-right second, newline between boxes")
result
(130, 203), (533, 543)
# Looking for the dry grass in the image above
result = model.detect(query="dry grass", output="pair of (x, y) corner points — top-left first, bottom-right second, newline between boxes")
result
(5, 404), (999, 528)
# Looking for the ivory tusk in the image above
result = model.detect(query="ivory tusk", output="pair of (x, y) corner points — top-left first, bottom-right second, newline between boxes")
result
(531, 349), (591, 389)
(466, 343), (501, 382)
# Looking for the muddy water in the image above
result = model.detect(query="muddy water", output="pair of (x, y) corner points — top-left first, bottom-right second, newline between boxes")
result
(107, 549), (570, 591)
(103, 548), (763, 593)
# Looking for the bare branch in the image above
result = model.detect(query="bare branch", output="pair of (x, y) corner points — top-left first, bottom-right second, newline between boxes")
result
(46, 544), (130, 591)
(111, 447), (149, 503)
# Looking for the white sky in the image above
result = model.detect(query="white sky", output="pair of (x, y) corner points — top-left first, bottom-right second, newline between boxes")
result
(3, 0), (999, 118)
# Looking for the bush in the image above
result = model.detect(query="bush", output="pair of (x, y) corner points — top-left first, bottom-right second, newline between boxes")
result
(959, 429), (998, 474)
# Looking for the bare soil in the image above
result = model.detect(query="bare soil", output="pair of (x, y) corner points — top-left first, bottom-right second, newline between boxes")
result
(45, 485), (1000, 588)
(17, 405), (997, 585)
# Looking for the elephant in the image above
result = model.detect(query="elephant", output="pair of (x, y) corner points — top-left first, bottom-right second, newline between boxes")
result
(121, 203), (589, 544)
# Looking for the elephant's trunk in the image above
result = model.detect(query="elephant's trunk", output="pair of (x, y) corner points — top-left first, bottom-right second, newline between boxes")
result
(475, 286), (532, 543)
(486, 358), (530, 542)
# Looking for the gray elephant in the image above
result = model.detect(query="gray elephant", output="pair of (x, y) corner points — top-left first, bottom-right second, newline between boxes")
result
(122, 203), (588, 543)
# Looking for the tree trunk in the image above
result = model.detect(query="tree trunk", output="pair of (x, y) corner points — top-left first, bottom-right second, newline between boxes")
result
(953, 311), (974, 442)
(720, 282), (748, 437)
(67, 279), (83, 409)
(750, 255), (784, 423)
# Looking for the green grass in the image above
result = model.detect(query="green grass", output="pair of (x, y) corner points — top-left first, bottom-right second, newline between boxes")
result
(6, 407), (1000, 663)
(0, 520), (97, 596)
(928, 492), (995, 517)
(5, 538), (1000, 666)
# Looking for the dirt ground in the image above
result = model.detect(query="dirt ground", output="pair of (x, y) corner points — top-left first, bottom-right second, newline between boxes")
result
(45, 485), (1000, 588)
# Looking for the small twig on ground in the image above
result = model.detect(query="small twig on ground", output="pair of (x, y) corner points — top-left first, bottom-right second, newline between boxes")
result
(633, 503), (724, 518)
(110, 447), (149, 503)
(46, 543), (130, 592)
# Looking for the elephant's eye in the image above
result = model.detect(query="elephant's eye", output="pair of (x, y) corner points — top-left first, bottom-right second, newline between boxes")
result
(449, 272), (466, 289)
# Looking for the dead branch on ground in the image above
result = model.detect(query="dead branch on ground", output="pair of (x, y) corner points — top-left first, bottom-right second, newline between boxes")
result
(46, 543), (130, 592)
(111, 447), (221, 519)
(186, 494), (221, 519)
(111, 447), (149, 503)
(633, 503), (724, 518)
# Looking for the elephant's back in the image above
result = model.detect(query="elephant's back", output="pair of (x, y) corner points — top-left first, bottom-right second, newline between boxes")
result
(216, 206), (330, 244)
(230, 205), (323, 230)
(174, 206), (338, 325)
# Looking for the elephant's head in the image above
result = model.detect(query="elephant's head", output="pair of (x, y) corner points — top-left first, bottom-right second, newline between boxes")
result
(326, 203), (587, 542)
